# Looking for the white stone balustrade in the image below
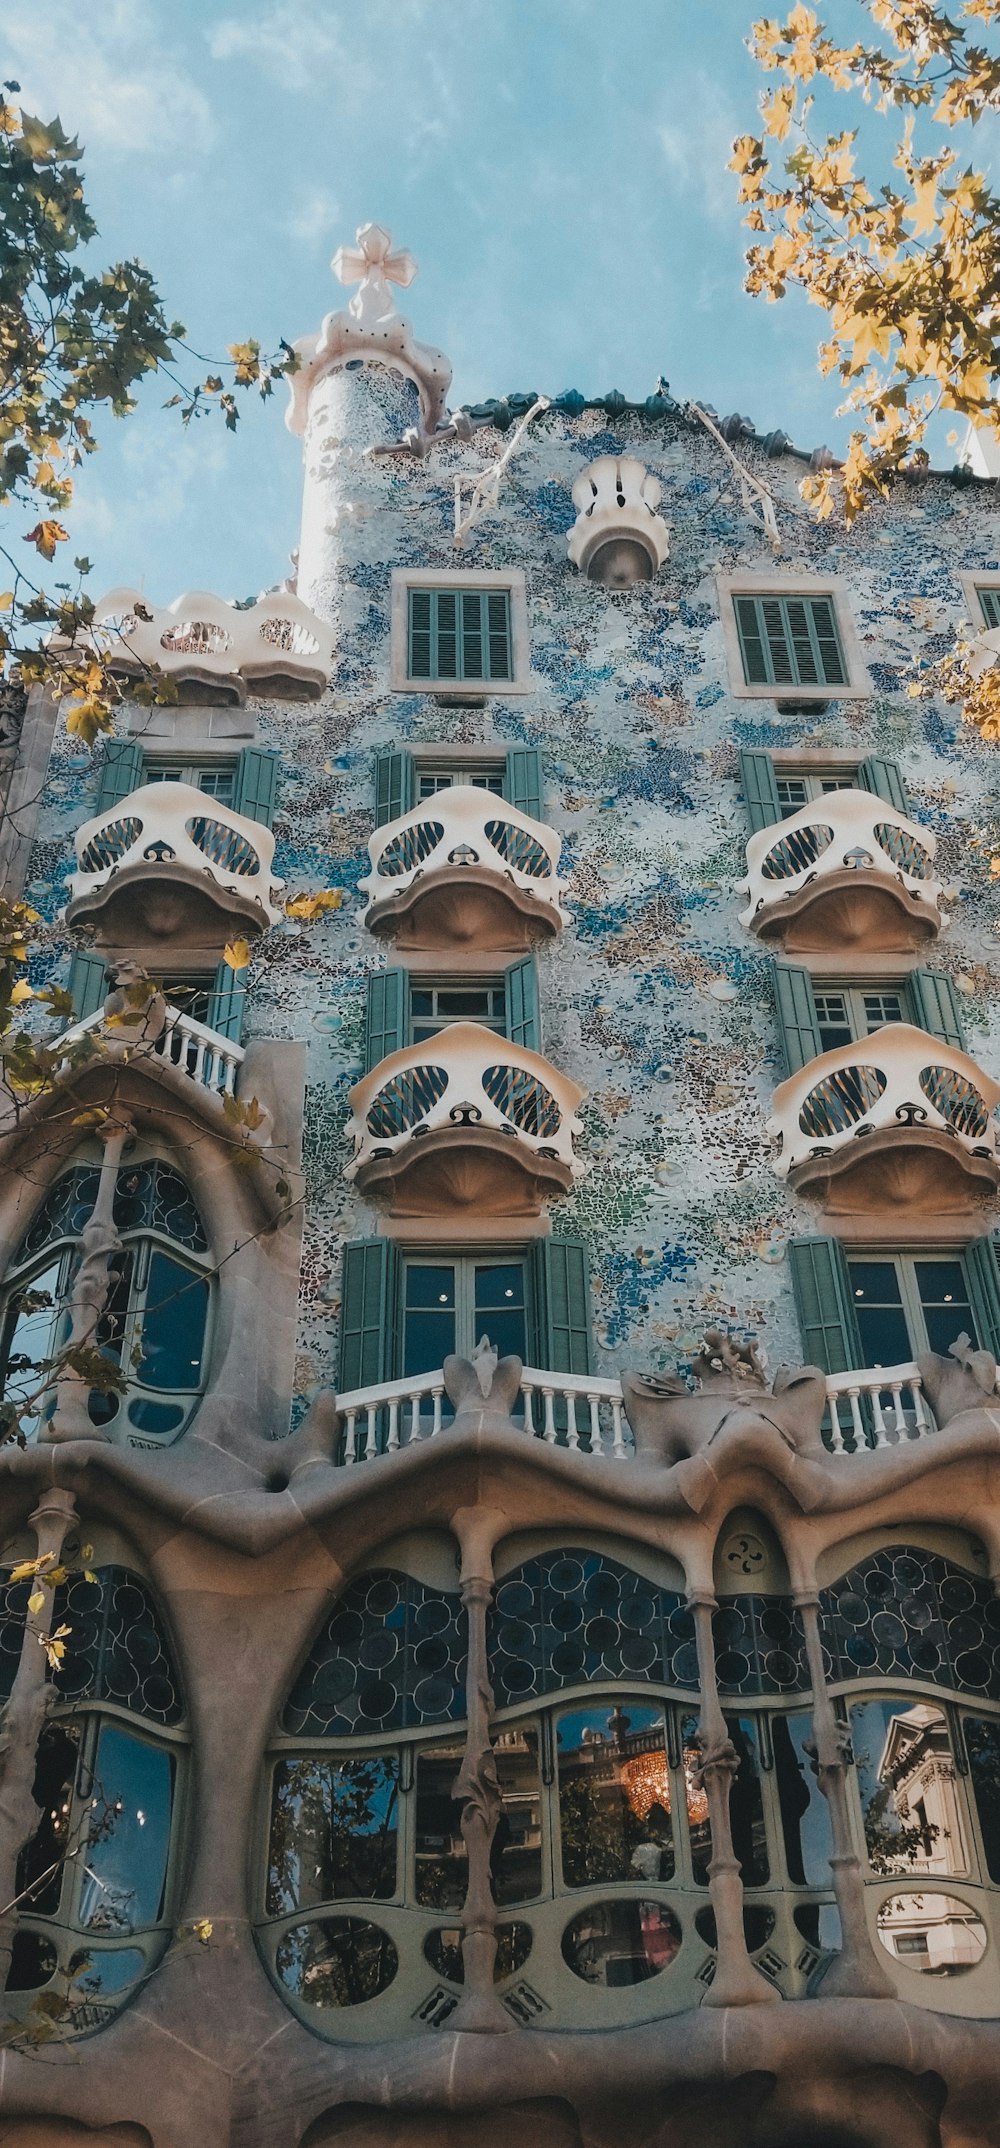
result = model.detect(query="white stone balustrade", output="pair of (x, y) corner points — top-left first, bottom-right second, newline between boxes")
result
(361, 785), (568, 949)
(741, 789), (943, 952)
(334, 1359), (957, 1465)
(66, 780), (285, 939)
(767, 1023), (1000, 1192)
(567, 455), (669, 586)
(90, 587), (332, 701)
(59, 1002), (245, 1099)
(345, 1021), (584, 1214)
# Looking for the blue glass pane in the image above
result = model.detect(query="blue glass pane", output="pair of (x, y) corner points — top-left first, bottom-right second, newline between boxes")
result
(819, 1547), (1000, 1697)
(267, 1755), (399, 1913)
(712, 1595), (809, 1694)
(52, 1568), (184, 1725)
(487, 1551), (697, 1707)
(80, 1725), (173, 1932)
(283, 1571), (467, 1736)
(137, 1251), (208, 1391)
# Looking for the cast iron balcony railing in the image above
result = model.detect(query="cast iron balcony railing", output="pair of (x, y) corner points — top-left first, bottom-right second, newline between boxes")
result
(345, 1020), (584, 1215)
(360, 785), (568, 952)
(767, 1022), (1000, 1212)
(66, 780), (285, 945)
(741, 789), (943, 954)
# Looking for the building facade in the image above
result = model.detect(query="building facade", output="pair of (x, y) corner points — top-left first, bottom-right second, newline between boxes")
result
(1, 226), (1000, 2145)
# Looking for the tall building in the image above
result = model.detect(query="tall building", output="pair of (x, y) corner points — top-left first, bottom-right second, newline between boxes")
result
(0, 224), (999, 2147)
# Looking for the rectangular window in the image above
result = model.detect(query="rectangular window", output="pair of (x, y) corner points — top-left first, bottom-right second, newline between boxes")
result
(417, 765), (505, 798)
(402, 1256), (528, 1377)
(776, 771), (857, 818)
(847, 1254), (978, 1366)
(734, 594), (848, 690)
(976, 586), (1000, 629)
(409, 982), (506, 1045)
(145, 760), (237, 804)
(813, 985), (907, 1054)
(407, 588), (513, 685)
(156, 975), (214, 1027)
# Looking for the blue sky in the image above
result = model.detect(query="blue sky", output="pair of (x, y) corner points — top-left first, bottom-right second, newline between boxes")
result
(5, 0), (980, 606)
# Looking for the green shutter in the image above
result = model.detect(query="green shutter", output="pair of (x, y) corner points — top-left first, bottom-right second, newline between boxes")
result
(206, 960), (247, 1043)
(529, 1237), (593, 1375)
(505, 746), (543, 819)
(374, 749), (415, 827)
(964, 1237), (1000, 1359)
(739, 750), (782, 834)
(365, 969), (407, 1072)
(338, 1238), (399, 1391)
(733, 595), (846, 690)
(858, 756), (909, 813)
(460, 591), (484, 679)
(95, 738), (145, 812)
(505, 958), (540, 1052)
(408, 590), (433, 679)
(773, 963), (823, 1077)
(909, 970), (967, 1050)
(978, 588), (1000, 630)
(233, 747), (280, 828)
(68, 950), (109, 1021)
(486, 591), (513, 680)
(788, 1236), (862, 1375)
(407, 589), (512, 684)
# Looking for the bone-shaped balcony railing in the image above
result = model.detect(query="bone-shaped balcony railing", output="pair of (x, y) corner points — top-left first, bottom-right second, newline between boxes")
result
(767, 1022), (1000, 1179)
(89, 587), (332, 699)
(360, 785), (568, 941)
(59, 1002), (245, 1097)
(67, 781), (285, 928)
(345, 1021), (584, 1182)
(740, 788), (943, 943)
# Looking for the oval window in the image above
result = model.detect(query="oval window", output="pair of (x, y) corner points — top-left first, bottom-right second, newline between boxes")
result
(423, 1921), (533, 1984)
(561, 1898), (681, 1986)
(275, 1917), (398, 2007)
(876, 1892), (987, 1973)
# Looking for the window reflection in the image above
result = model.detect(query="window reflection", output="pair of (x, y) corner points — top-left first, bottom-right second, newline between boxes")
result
(491, 1724), (542, 1905)
(851, 1699), (966, 1876)
(276, 1916), (398, 2007)
(773, 1710), (834, 1888)
(725, 1715), (769, 1888)
(875, 1891), (987, 1975)
(80, 1726), (173, 1932)
(561, 1898), (681, 1985)
(267, 1754), (399, 1914)
(415, 1739), (467, 1909)
(964, 1716), (1000, 1882)
(558, 1703), (675, 1888)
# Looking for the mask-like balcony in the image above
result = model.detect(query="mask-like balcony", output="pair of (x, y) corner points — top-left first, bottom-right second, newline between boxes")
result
(91, 587), (332, 703)
(741, 790), (943, 954)
(767, 1023), (1000, 1217)
(345, 1021), (584, 1216)
(360, 786), (567, 952)
(66, 780), (285, 949)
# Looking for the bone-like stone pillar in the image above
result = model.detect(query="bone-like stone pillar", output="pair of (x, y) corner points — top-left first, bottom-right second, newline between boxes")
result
(450, 1510), (512, 2033)
(690, 1592), (780, 2007)
(796, 1590), (894, 1997)
(0, 1486), (78, 1987)
(44, 1111), (133, 1444)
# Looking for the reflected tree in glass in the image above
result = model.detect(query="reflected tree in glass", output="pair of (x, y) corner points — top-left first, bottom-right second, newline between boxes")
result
(267, 1755), (399, 1914)
(558, 1703), (675, 1888)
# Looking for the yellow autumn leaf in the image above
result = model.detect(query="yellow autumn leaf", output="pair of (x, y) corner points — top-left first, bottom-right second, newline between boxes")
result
(223, 938), (251, 971)
(284, 888), (344, 918)
(0, 593), (13, 612)
(193, 1919), (213, 1943)
(23, 520), (69, 561)
(906, 175), (939, 235)
(27, 1589), (44, 1615)
(10, 979), (33, 1005)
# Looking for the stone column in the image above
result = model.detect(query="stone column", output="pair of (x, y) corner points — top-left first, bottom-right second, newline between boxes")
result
(44, 1110), (132, 1444)
(449, 1509), (512, 2033)
(0, 1486), (78, 1987)
(796, 1590), (894, 1997)
(295, 364), (422, 619)
(689, 1591), (780, 2006)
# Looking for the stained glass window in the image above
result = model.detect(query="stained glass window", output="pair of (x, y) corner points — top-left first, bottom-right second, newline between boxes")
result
(487, 1551), (698, 1708)
(819, 1547), (1000, 1697)
(283, 1571), (468, 1736)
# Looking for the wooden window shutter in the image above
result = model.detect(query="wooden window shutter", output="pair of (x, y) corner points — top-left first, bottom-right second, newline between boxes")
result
(734, 595), (847, 689)
(909, 970), (967, 1051)
(738, 749), (782, 834)
(857, 756), (909, 813)
(773, 964), (823, 1077)
(374, 749), (415, 827)
(486, 590), (513, 679)
(788, 1236), (862, 1374)
(95, 738), (145, 813)
(529, 1237), (593, 1376)
(408, 590), (433, 678)
(338, 1238), (399, 1391)
(505, 747), (542, 820)
(206, 960), (248, 1043)
(964, 1237), (1000, 1360)
(233, 747), (280, 828)
(68, 950), (110, 1021)
(364, 969), (408, 1072)
(504, 958), (540, 1053)
(977, 588), (1000, 629)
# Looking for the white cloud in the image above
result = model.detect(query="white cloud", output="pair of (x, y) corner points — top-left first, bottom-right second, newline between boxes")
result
(282, 185), (342, 248)
(4, 0), (214, 156)
(207, 2), (355, 93)
(658, 73), (742, 224)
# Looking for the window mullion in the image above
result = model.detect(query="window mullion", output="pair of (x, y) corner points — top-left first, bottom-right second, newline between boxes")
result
(456, 1260), (474, 1358)
(898, 1259), (927, 1358)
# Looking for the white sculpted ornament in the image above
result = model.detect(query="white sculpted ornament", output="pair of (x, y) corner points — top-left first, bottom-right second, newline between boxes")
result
(331, 223), (416, 332)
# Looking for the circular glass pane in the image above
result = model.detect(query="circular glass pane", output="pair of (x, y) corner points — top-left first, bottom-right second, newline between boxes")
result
(276, 1917), (398, 2006)
(876, 1892), (987, 1974)
(561, 1899), (681, 1986)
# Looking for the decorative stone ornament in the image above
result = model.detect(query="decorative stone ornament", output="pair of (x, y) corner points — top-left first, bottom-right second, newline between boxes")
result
(66, 778), (285, 949)
(89, 587), (332, 703)
(741, 786), (944, 952)
(286, 221), (454, 451)
(567, 455), (669, 586)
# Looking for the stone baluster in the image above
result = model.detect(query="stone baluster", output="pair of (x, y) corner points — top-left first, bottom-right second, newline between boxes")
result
(450, 1510), (511, 2033)
(0, 1487), (78, 1989)
(44, 1110), (133, 1444)
(689, 1591), (780, 2006)
(796, 1590), (894, 1996)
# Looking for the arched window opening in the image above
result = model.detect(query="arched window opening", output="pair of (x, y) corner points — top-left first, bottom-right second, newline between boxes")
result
(0, 1155), (211, 1446)
(0, 1563), (187, 2039)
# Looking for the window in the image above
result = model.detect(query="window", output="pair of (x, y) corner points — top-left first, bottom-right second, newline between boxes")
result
(391, 570), (530, 696)
(773, 964), (965, 1078)
(720, 577), (867, 702)
(739, 749), (907, 834)
(409, 982), (507, 1045)
(374, 744), (542, 826)
(94, 740), (279, 827)
(813, 985), (908, 1054)
(402, 1256), (529, 1375)
(977, 587), (1000, 629)
(416, 761), (505, 799)
(775, 770), (857, 818)
(144, 759), (237, 805)
(0, 1562), (185, 2039)
(958, 574), (1000, 630)
(1, 1157), (212, 1445)
(848, 1255), (978, 1366)
(364, 959), (539, 1070)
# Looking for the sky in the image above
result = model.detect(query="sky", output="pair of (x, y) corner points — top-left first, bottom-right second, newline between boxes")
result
(5, 0), (992, 607)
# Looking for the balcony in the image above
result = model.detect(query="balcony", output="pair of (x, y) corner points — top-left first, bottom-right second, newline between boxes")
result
(741, 790), (943, 954)
(66, 781), (285, 949)
(767, 1023), (1000, 1217)
(91, 587), (332, 703)
(360, 786), (567, 952)
(62, 1000), (244, 1098)
(345, 1021), (584, 1215)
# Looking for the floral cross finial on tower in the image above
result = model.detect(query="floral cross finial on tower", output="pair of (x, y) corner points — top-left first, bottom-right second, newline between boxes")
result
(331, 223), (416, 332)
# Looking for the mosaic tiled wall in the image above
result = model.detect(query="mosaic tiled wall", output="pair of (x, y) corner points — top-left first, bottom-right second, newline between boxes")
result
(22, 374), (1000, 1426)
